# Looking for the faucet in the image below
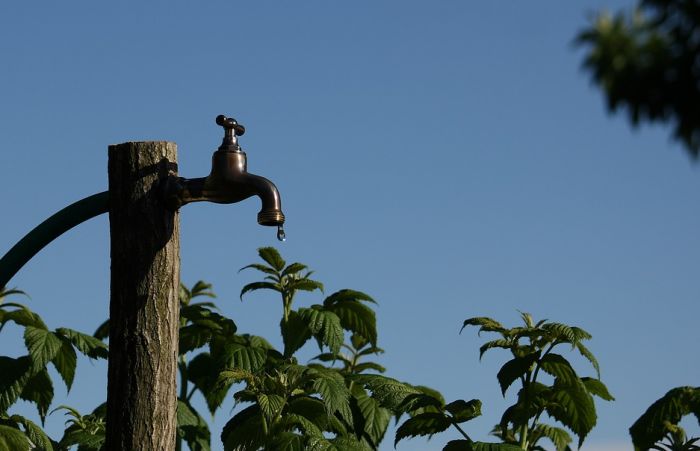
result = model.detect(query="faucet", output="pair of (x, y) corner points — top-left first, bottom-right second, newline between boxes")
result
(163, 115), (286, 237)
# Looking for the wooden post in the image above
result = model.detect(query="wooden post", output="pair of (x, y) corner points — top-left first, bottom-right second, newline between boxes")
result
(106, 142), (180, 451)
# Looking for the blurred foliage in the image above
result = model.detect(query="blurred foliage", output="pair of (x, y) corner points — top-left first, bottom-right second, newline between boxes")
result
(578, 0), (700, 157)
(630, 386), (700, 450)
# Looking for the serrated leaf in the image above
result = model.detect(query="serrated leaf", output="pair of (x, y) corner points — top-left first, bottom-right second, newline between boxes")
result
(177, 401), (210, 451)
(630, 386), (700, 450)
(281, 311), (312, 358)
(323, 289), (376, 306)
(56, 328), (108, 360)
(0, 304), (46, 329)
(445, 399), (482, 423)
(299, 308), (344, 354)
(581, 377), (614, 401)
(575, 342), (600, 378)
(221, 404), (265, 451)
(92, 320), (109, 340)
(282, 263), (308, 277)
(479, 339), (511, 360)
(351, 387), (391, 446)
(290, 279), (324, 293)
(0, 425), (30, 451)
(546, 379), (596, 447)
(240, 263), (280, 277)
(352, 362), (386, 374)
(530, 423), (572, 451)
(187, 353), (231, 415)
(352, 374), (420, 410)
(269, 432), (304, 451)
(258, 247), (286, 271)
(397, 393), (444, 414)
(258, 393), (286, 425)
(20, 369), (53, 423)
(51, 337), (77, 391)
(394, 412), (451, 446)
(9, 415), (53, 451)
(324, 298), (377, 346)
(496, 352), (539, 396)
(461, 317), (505, 335)
(539, 353), (579, 386)
(311, 370), (352, 424)
(24, 327), (62, 370)
(239, 281), (280, 300)
(224, 343), (268, 373)
(0, 356), (31, 413)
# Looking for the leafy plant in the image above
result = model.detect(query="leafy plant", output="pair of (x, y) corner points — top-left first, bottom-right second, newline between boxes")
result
(0, 288), (108, 450)
(218, 247), (415, 450)
(462, 313), (613, 450)
(630, 386), (700, 451)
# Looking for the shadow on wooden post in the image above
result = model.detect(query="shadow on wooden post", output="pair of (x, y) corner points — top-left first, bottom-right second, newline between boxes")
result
(106, 142), (180, 451)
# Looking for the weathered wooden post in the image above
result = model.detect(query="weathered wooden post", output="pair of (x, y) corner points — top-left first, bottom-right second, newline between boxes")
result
(106, 142), (180, 450)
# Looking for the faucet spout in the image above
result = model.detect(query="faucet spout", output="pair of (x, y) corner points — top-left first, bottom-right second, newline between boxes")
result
(161, 115), (285, 227)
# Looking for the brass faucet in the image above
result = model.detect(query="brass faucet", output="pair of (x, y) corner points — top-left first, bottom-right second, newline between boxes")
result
(163, 115), (285, 230)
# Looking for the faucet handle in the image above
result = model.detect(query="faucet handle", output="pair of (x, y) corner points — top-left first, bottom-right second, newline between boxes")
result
(216, 115), (245, 136)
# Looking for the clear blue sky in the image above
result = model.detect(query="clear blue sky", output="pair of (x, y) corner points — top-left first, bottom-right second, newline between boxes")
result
(1, 2), (698, 450)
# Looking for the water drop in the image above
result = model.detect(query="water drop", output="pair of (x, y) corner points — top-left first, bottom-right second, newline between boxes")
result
(277, 225), (286, 242)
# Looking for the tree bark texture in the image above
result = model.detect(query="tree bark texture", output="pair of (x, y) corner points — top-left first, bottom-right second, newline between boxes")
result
(106, 142), (180, 451)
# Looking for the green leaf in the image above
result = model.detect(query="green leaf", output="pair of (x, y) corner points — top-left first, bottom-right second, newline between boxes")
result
(239, 263), (280, 277)
(311, 369), (352, 424)
(545, 379), (597, 447)
(0, 356), (31, 413)
(222, 343), (268, 373)
(397, 392), (444, 414)
(352, 362), (386, 374)
(189, 280), (216, 299)
(177, 400), (210, 451)
(10, 414), (54, 451)
(0, 304), (46, 329)
(324, 296), (377, 346)
(581, 377), (614, 401)
(461, 317), (505, 335)
(269, 432), (304, 451)
(92, 320), (109, 340)
(281, 311), (313, 358)
(530, 423), (572, 451)
(20, 369), (54, 423)
(539, 353), (579, 386)
(239, 281), (280, 300)
(445, 399), (482, 423)
(257, 393), (286, 425)
(299, 307), (344, 354)
(323, 289), (376, 306)
(496, 352), (539, 396)
(394, 412), (451, 446)
(575, 342), (600, 378)
(56, 328), (108, 360)
(351, 387), (391, 446)
(352, 374), (420, 410)
(282, 262), (308, 277)
(24, 327), (62, 370)
(221, 404), (266, 451)
(0, 425), (30, 451)
(51, 337), (77, 391)
(289, 279), (324, 293)
(479, 339), (511, 360)
(258, 247), (286, 271)
(187, 353), (231, 415)
(630, 386), (700, 451)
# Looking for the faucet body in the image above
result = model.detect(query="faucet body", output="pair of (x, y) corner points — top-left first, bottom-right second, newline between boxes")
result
(162, 115), (285, 227)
